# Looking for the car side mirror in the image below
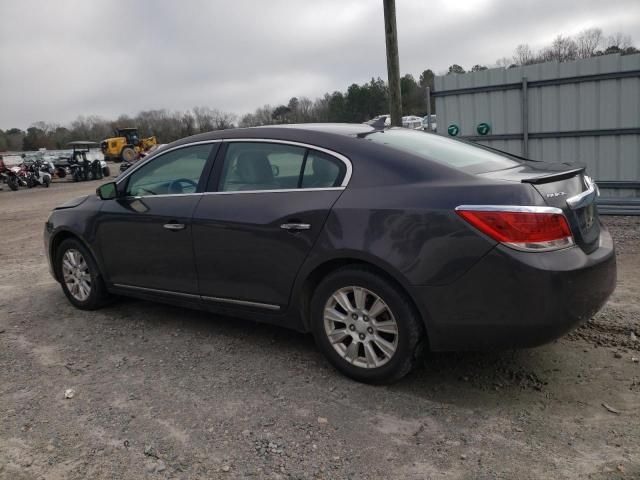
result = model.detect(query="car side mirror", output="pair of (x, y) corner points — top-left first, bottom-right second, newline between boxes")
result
(97, 181), (118, 200)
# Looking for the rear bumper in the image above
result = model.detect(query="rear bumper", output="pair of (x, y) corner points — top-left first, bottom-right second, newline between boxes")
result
(411, 225), (617, 351)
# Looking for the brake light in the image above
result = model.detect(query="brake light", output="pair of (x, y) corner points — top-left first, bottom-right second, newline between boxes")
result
(455, 206), (574, 252)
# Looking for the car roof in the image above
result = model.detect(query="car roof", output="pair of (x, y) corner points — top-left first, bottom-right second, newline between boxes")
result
(170, 123), (374, 144)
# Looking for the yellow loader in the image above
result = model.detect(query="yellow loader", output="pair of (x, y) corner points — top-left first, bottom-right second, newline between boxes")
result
(100, 128), (157, 163)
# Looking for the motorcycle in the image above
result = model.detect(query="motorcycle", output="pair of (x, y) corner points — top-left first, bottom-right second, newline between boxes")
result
(24, 159), (53, 188)
(10, 164), (30, 188)
(0, 157), (20, 191)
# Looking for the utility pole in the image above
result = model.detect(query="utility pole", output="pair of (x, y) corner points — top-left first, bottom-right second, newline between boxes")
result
(383, 0), (402, 126)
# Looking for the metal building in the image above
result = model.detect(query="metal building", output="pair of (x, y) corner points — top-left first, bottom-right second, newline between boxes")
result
(433, 54), (640, 213)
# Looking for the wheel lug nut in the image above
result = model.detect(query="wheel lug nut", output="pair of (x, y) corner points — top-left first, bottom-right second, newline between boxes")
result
(367, 327), (373, 334)
(351, 313), (358, 320)
(359, 333), (365, 340)
(363, 315), (369, 322)
(349, 325), (356, 331)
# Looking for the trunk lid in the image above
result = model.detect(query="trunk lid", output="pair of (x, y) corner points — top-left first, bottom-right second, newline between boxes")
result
(479, 162), (601, 253)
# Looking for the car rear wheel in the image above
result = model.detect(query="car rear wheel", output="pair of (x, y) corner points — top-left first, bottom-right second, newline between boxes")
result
(56, 238), (109, 310)
(311, 266), (423, 384)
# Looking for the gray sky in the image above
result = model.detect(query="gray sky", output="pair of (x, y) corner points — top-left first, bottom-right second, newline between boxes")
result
(1, 0), (638, 129)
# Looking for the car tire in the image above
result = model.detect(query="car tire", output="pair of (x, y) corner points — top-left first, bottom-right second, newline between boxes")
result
(103, 166), (111, 177)
(311, 266), (424, 384)
(43, 176), (51, 187)
(55, 238), (109, 310)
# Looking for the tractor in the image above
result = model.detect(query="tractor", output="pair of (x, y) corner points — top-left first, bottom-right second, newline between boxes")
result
(100, 127), (157, 163)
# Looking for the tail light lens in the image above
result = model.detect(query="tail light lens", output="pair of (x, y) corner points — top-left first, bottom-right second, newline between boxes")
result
(455, 206), (574, 252)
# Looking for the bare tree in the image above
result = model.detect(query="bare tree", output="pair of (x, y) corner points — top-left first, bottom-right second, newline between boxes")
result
(297, 96), (313, 122)
(541, 35), (578, 62)
(494, 57), (513, 68)
(576, 28), (603, 58)
(181, 111), (196, 136)
(606, 32), (632, 50)
(192, 106), (214, 132)
(513, 44), (534, 65)
(211, 110), (236, 130)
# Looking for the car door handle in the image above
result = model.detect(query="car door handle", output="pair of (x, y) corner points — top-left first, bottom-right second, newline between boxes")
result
(280, 223), (311, 231)
(163, 223), (186, 231)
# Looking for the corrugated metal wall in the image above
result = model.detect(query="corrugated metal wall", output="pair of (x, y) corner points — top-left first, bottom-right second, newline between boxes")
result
(433, 54), (640, 200)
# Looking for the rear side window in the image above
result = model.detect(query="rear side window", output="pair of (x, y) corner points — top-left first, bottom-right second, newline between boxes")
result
(218, 142), (346, 192)
(219, 143), (306, 191)
(301, 151), (344, 188)
(364, 129), (521, 174)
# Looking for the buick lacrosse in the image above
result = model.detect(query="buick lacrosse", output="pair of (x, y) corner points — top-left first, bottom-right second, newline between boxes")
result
(45, 124), (616, 383)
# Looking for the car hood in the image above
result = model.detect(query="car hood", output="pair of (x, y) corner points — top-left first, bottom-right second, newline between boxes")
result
(53, 195), (89, 210)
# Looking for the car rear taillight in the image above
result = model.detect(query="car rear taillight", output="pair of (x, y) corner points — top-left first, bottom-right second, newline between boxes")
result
(455, 206), (574, 252)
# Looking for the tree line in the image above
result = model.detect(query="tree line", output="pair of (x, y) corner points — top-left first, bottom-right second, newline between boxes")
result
(1, 27), (636, 151)
(0, 107), (237, 152)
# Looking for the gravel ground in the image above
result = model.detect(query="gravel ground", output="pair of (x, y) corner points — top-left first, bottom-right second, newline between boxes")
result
(1, 178), (639, 479)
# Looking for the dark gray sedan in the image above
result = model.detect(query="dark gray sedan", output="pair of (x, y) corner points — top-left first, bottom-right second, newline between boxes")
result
(44, 124), (616, 383)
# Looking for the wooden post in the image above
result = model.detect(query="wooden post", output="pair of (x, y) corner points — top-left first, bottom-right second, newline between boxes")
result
(383, 0), (402, 126)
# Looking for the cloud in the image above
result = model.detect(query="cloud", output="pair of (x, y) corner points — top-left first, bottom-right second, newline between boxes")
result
(1, 0), (638, 129)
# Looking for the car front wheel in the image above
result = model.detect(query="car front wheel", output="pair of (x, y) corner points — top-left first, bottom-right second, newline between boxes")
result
(311, 266), (424, 384)
(56, 238), (109, 310)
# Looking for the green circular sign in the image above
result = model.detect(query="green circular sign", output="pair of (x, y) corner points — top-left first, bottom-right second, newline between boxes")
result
(447, 124), (460, 136)
(476, 122), (491, 135)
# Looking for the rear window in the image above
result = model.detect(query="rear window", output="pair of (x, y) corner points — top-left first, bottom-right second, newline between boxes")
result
(364, 128), (521, 174)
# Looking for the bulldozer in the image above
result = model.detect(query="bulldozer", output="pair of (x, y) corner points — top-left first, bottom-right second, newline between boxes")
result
(100, 127), (157, 163)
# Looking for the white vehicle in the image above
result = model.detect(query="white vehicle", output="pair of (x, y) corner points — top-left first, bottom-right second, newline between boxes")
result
(371, 114), (425, 130)
(402, 115), (424, 130)
(422, 115), (437, 132)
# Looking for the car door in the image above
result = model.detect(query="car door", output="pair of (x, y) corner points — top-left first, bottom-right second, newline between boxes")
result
(192, 140), (351, 310)
(96, 142), (218, 294)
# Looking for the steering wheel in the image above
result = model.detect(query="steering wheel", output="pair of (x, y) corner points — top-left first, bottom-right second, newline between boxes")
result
(168, 178), (198, 194)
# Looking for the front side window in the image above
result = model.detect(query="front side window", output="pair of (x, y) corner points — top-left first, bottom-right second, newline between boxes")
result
(218, 142), (346, 192)
(126, 144), (213, 196)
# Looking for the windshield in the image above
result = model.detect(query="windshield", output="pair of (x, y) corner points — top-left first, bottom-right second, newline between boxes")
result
(364, 128), (521, 174)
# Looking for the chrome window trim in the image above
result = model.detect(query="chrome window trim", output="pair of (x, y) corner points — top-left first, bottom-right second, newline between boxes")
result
(115, 140), (223, 185)
(114, 138), (352, 196)
(203, 187), (345, 195)
(455, 205), (564, 215)
(114, 283), (281, 311)
(566, 175), (599, 210)
(129, 192), (201, 199)
(127, 187), (346, 199)
(222, 138), (353, 187)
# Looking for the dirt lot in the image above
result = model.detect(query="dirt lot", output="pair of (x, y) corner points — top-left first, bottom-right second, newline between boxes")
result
(1, 178), (639, 480)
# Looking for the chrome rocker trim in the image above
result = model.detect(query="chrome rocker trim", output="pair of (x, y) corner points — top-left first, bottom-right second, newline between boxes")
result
(113, 283), (281, 311)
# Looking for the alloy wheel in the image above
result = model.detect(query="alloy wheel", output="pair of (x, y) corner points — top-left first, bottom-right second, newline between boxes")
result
(323, 286), (399, 368)
(61, 249), (92, 301)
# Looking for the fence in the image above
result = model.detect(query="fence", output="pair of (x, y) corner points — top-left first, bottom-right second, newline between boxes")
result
(433, 54), (640, 214)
